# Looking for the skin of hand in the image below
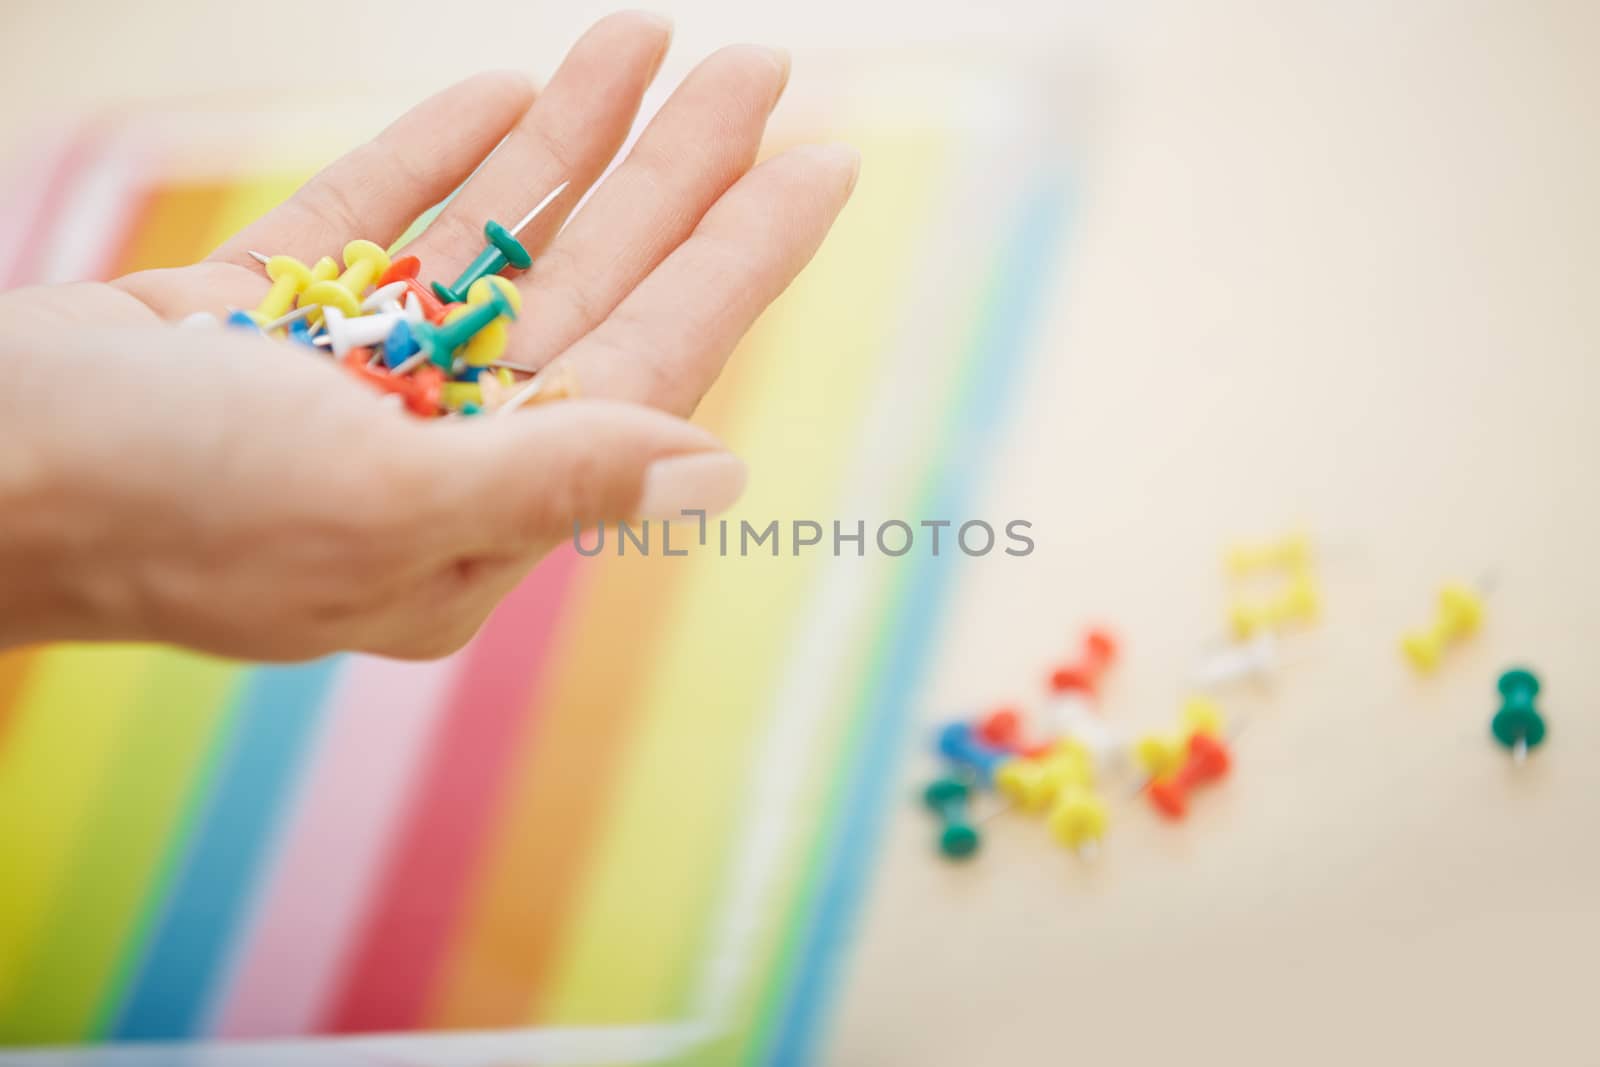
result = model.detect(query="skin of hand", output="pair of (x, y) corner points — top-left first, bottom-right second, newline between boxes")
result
(0, 12), (858, 661)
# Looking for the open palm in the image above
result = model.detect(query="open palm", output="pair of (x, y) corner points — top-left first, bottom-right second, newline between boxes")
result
(0, 13), (856, 659)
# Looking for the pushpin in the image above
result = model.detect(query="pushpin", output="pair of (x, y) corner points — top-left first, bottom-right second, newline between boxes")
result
(975, 706), (1054, 758)
(338, 348), (445, 417)
(1048, 627), (1119, 696)
(1147, 731), (1231, 819)
(1400, 582), (1485, 674)
(431, 180), (569, 304)
(249, 254), (313, 325)
(1224, 531), (1313, 577)
(1134, 696), (1225, 783)
(377, 255), (450, 323)
(224, 309), (260, 331)
(178, 311), (219, 329)
(301, 240), (392, 318)
(994, 740), (1092, 812)
(1193, 632), (1292, 689)
(935, 722), (1008, 784)
(1491, 667), (1546, 763)
(360, 280), (410, 314)
(1048, 782), (1109, 856)
(384, 282), (517, 370)
(1228, 571), (1319, 639)
(453, 277), (523, 368)
(922, 776), (980, 859)
(318, 303), (422, 358)
(497, 364), (579, 414)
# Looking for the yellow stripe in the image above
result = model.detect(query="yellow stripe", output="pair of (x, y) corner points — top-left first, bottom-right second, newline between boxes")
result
(0, 646), (153, 1009)
(541, 132), (942, 1022)
(0, 650), (237, 1041)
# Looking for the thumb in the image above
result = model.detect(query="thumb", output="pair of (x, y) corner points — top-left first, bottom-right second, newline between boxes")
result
(437, 399), (747, 550)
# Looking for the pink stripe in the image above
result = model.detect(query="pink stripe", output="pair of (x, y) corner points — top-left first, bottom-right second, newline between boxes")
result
(210, 654), (466, 1037)
(0, 125), (93, 288)
(320, 548), (582, 1033)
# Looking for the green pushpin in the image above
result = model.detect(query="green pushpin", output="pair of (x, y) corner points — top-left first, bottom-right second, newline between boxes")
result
(1492, 667), (1546, 763)
(922, 776), (980, 859)
(389, 284), (519, 370)
(432, 180), (569, 305)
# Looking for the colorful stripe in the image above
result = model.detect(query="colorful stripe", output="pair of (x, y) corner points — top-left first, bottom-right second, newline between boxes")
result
(756, 171), (1071, 1067)
(107, 658), (341, 1039)
(213, 654), (464, 1036)
(539, 130), (943, 1027)
(0, 647), (152, 1010)
(320, 550), (580, 1032)
(0, 652), (237, 1043)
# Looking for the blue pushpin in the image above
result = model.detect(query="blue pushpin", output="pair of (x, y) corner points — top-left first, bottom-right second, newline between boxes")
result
(287, 319), (317, 347)
(935, 722), (1008, 784)
(225, 309), (260, 332)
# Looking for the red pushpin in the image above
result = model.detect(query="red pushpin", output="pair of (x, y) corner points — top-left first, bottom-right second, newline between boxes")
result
(1048, 628), (1119, 697)
(1148, 732), (1231, 819)
(378, 255), (451, 324)
(975, 706), (1054, 758)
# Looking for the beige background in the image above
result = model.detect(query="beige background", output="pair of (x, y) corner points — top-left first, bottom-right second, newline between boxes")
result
(4, 1), (1598, 1064)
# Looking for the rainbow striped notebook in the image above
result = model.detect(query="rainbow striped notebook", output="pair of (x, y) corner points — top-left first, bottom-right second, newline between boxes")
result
(0, 78), (1072, 1066)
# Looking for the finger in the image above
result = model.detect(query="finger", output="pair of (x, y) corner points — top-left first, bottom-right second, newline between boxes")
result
(404, 11), (674, 276)
(418, 399), (746, 551)
(506, 42), (791, 368)
(547, 143), (859, 415)
(210, 70), (536, 268)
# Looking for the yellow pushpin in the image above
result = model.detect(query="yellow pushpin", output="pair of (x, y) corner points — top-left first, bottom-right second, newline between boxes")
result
(1228, 571), (1320, 639)
(1225, 531), (1313, 577)
(995, 740), (1092, 812)
(1134, 697), (1225, 781)
(249, 255), (313, 326)
(301, 240), (391, 319)
(453, 276), (523, 368)
(1048, 786), (1108, 853)
(1400, 581), (1485, 673)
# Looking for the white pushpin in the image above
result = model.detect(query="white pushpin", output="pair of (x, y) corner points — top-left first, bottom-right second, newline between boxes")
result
(1194, 632), (1282, 689)
(315, 303), (423, 358)
(1042, 689), (1127, 773)
(360, 281), (409, 314)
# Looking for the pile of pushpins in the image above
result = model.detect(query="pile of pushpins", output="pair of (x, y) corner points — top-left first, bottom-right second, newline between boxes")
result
(921, 532), (1549, 863)
(178, 182), (576, 418)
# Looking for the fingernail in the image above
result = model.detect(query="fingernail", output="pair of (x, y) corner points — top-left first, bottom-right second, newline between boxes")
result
(636, 452), (748, 521)
(766, 47), (793, 107)
(816, 142), (862, 194)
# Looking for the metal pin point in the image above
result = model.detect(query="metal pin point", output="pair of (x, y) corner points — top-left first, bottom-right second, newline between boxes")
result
(258, 304), (317, 332)
(248, 250), (270, 266)
(510, 180), (571, 237)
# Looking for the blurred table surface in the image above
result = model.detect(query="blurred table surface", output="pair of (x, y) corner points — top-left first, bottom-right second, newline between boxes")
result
(3, 1), (1598, 1065)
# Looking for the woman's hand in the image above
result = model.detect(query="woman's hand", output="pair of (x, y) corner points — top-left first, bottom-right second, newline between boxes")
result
(0, 12), (858, 659)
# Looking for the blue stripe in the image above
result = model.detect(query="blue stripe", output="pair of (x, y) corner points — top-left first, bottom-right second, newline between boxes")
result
(760, 174), (1071, 1067)
(107, 659), (341, 1039)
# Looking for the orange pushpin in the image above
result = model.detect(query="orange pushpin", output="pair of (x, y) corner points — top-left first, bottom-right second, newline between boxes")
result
(1148, 732), (1231, 819)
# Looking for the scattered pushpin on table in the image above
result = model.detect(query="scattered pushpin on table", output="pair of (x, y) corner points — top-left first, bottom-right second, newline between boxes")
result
(1048, 782), (1109, 857)
(994, 740), (1093, 812)
(1400, 582), (1485, 674)
(935, 722), (1008, 784)
(1492, 667), (1546, 764)
(1134, 696), (1226, 783)
(1048, 627), (1119, 697)
(432, 180), (569, 305)
(1194, 632), (1282, 689)
(301, 240), (391, 318)
(923, 776), (980, 859)
(1224, 531), (1313, 577)
(1147, 732), (1231, 819)
(1228, 571), (1320, 639)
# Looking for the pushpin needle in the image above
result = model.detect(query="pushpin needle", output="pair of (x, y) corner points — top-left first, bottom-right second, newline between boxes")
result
(248, 250), (270, 266)
(509, 180), (570, 238)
